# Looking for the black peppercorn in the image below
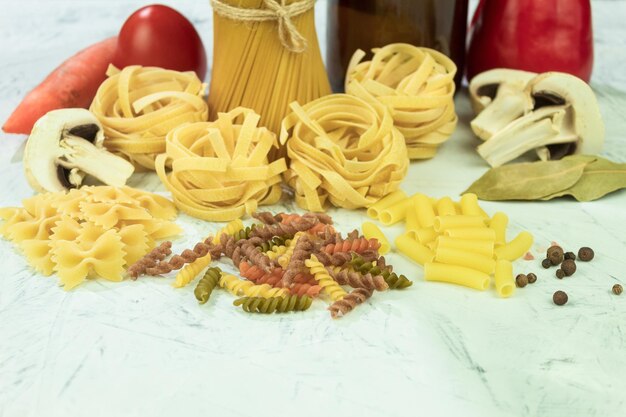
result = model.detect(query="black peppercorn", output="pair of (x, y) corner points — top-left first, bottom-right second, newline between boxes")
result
(547, 245), (564, 265)
(578, 247), (594, 262)
(553, 290), (568, 306)
(556, 269), (565, 279)
(564, 252), (576, 261)
(527, 273), (537, 284)
(561, 259), (576, 276)
(516, 274), (528, 288)
(542, 258), (552, 269)
(613, 284), (623, 295)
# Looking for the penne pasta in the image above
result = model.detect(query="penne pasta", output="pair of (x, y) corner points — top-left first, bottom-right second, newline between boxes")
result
(435, 247), (496, 274)
(362, 222), (390, 255)
(489, 212), (509, 246)
(494, 231), (534, 261)
(424, 263), (490, 291)
(433, 215), (486, 232)
(435, 197), (457, 217)
(413, 193), (436, 228)
(436, 236), (494, 257)
(494, 260), (515, 297)
(379, 197), (412, 226)
(367, 190), (408, 219)
(395, 233), (434, 265)
(444, 227), (496, 241)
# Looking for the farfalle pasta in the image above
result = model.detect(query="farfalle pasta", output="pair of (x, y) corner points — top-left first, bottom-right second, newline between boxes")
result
(0, 186), (180, 290)
(346, 44), (458, 160)
(156, 107), (287, 221)
(90, 65), (209, 170)
(279, 94), (409, 211)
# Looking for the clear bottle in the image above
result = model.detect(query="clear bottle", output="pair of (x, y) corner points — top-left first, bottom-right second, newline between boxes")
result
(326, 0), (469, 92)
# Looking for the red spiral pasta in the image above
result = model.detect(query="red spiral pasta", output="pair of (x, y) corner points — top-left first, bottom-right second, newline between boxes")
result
(289, 283), (322, 297)
(239, 262), (284, 286)
(323, 238), (381, 255)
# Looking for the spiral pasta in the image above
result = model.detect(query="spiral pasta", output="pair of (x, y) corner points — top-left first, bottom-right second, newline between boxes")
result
(172, 253), (212, 288)
(194, 267), (223, 304)
(346, 44), (457, 160)
(305, 256), (347, 302)
(220, 274), (288, 298)
(279, 94), (409, 211)
(155, 107), (287, 221)
(277, 232), (303, 268)
(323, 238), (381, 255)
(90, 65), (208, 169)
(233, 295), (313, 314)
(266, 245), (288, 261)
(210, 219), (244, 244)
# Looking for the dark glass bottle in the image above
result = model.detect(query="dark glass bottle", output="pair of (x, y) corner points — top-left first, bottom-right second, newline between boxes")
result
(326, 0), (469, 92)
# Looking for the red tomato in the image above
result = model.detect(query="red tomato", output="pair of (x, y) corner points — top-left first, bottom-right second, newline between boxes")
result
(112, 5), (207, 80)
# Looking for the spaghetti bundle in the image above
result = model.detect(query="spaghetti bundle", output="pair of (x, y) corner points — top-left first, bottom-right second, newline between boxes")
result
(346, 44), (457, 160)
(155, 107), (287, 222)
(279, 94), (409, 211)
(91, 65), (208, 170)
(208, 0), (331, 157)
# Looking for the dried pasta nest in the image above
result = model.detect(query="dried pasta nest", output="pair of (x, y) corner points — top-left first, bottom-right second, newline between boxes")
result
(346, 43), (458, 160)
(156, 107), (287, 222)
(90, 65), (209, 170)
(279, 94), (409, 211)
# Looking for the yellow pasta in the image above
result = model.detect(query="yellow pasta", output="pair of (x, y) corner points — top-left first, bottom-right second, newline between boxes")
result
(433, 215), (486, 233)
(459, 193), (483, 216)
(219, 274), (288, 298)
(494, 231), (534, 261)
(489, 212), (509, 246)
(266, 245), (288, 261)
(90, 65), (208, 170)
(345, 44), (457, 159)
(413, 194), (436, 228)
(379, 198), (412, 226)
(20, 239), (55, 276)
(209, 0), (331, 156)
(415, 227), (438, 245)
(444, 227), (496, 241)
(118, 224), (150, 266)
(395, 233), (434, 266)
(404, 205), (420, 239)
(279, 94), (409, 211)
(173, 253), (213, 288)
(494, 260), (515, 298)
(366, 190), (407, 219)
(277, 232), (303, 268)
(305, 255), (347, 301)
(436, 236), (494, 257)
(362, 222), (390, 254)
(156, 107), (287, 221)
(79, 202), (152, 229)
(435, 197), (457, 217)
(435, 247), (495, 275)
(424, 263), (490, 291)
(210, 219), (244, 244)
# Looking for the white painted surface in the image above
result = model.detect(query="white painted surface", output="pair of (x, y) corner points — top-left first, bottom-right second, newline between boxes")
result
(1, 1), (626, 417)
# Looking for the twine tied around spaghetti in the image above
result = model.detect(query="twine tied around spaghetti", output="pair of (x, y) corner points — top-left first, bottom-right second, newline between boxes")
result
(210, 0), (315, 53)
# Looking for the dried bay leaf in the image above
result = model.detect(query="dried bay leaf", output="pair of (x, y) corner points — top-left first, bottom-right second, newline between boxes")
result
(463, 157), (594, 201)
(541, 156), (626, 201)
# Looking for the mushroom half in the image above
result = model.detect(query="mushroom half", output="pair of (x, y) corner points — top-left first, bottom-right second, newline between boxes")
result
(476, 72), (605, 167)
(469, 69), (537, 140)
(24, 108), (135, 193)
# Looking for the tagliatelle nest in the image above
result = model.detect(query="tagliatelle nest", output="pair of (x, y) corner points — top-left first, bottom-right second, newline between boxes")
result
(156, 107), (287, 222)
(90, 65), (209, 170)
(346, 43), (458, 160)
(279, 94), (409, 211)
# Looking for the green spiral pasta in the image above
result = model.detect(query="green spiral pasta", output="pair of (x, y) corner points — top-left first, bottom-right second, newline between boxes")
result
(231, 224), (257, 242)
(233, 295), (313, 314)
(194, 267), (222, 304)
(350, 254), (413, 289)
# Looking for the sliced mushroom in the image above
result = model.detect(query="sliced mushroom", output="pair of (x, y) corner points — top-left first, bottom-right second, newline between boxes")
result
(24, 108), (135, 193)
(477, 72), (605, 167)
(469, 69), (537, 140)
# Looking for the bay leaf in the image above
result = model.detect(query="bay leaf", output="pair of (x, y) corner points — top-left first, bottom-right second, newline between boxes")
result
(463, 157), (594, 201)
(541, 156), (626, 201)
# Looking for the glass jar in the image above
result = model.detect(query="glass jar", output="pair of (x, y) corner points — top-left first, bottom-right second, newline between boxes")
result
(326, 0), (469, 92)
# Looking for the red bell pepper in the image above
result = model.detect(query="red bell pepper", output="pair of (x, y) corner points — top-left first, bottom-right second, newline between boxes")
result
(467, 0), (594, 82)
